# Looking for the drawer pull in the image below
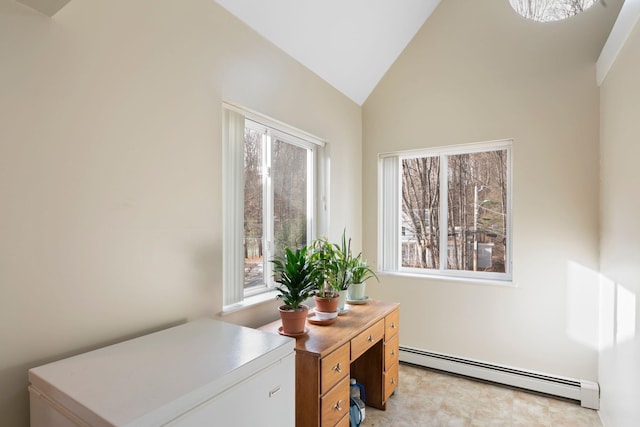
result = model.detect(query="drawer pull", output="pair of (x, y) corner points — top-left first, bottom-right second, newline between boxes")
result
(268, 386), (281, 398)
(391, 377), (396, 385)
(391, 349), (396, 356)
(333, 362), (342, 373)
(367, 335), (373, 342)
(334, 399), (343, 411)
(391, 322), (396, 329)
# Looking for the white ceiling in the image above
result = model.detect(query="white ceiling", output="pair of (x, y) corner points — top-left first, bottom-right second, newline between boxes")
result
(215, 0), (442, 105)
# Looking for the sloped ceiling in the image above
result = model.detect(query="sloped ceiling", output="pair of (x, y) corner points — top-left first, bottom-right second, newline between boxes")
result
(16, 0), (629, 104)
(16, 0), (70, 16)
(215, 0), (442, 105)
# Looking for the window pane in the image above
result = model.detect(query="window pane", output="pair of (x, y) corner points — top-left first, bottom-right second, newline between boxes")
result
(244, 128), (264, 290)
(447, 150), (507, 272)
(272, 138), (308, 260)
(401, 157), (441, 269)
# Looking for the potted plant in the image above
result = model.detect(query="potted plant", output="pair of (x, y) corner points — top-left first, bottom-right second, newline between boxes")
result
(309, 236), (342, 313)
(347, 253), (379, 301)
(272, 245), (320, 335)
(325, 230), (353, 310)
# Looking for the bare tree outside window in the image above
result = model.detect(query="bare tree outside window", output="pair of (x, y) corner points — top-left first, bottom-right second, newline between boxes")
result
(447, 151), (507, 273)
(401, 156), (440, 269)
(272, 138), (308, 260)
(243, 130), (310, 291)
(243, 128), (264, 289)
(401, 149), (508, 274)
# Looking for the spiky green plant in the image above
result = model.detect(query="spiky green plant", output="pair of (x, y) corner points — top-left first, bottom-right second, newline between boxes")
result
(309, 229), (358, 294)
(349, 253), (379, 284)
(272, 245), (320, 310)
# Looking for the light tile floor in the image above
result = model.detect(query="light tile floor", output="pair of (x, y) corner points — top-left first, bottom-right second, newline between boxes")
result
(362, 363), (602, 427)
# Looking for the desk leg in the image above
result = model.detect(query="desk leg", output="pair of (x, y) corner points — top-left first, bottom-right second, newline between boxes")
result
(350, 341), (386, 410)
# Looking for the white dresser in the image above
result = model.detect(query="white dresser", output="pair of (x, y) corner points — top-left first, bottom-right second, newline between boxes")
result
(29, 319), (295, 427)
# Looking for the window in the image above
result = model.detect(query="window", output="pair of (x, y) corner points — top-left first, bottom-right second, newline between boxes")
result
(379, 140), (512, 282)
(223, 103), (327, 309)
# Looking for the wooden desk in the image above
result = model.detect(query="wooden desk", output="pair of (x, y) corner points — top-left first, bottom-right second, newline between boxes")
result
(260, 299), (400, 427)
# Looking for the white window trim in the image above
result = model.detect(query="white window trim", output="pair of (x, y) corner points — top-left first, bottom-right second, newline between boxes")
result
(378, 139), (513, 284)
(221, 101), (328, 313)
(223, 101), (326, 148)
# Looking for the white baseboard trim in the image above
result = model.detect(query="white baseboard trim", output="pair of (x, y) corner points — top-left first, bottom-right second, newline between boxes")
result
(399, 346), (599, 410)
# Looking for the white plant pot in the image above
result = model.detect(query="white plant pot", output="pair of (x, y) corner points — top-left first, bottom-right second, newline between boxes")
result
(338, 290), (348, 310)
(348, 282), (366, 301)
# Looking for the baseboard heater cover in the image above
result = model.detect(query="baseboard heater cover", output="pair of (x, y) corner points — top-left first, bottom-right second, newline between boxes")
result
(399, 346), (599, 410)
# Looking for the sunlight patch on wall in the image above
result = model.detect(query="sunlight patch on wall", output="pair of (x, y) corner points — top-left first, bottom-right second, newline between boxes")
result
(599, 274), (616, 350)
(598, 273), (637, 350)
(566, 261), (637, 351)
(566, 261), (601, 350)
(616, 284), (637, 344)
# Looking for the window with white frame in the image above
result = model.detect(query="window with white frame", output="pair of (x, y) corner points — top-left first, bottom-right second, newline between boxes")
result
(222, 103), (327, 308)
(379, 140), (512, 282)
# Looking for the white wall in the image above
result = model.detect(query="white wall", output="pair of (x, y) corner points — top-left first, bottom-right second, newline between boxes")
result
(362, 0), (621, 382)
(0, 0), (361, 425)
(599, 18), (640, 427)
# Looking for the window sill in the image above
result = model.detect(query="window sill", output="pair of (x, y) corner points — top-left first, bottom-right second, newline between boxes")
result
(221, 290), (279, 315)
(379, 271), (516, 288)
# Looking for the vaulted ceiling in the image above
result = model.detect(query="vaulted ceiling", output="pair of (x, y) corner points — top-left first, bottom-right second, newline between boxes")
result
(16, 0), (70, 17)
(16, 0), (631, 105)
(214, 0), (442, 105)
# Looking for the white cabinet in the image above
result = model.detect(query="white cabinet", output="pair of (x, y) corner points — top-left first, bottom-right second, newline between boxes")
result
(29, 319), (295, 427)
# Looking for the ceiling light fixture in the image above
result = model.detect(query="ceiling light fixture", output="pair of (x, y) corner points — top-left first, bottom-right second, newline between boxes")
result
(508, 0), (598, 22)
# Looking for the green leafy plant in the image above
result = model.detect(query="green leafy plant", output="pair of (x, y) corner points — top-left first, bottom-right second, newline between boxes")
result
(309, 236), (340, 297)
(326, 230), (353, 291)
(349, 253), (379, 284)
(272, 245), (320, 310)
(310, 229), (357, 294)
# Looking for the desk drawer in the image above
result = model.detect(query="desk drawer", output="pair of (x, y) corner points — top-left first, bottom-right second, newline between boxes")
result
(351, 319), (384, 361)
(335, 412), (350, 427)
(321, 375), (350, 427)
(385, 309), (399, 340)
(384, 334), (399, 372)
(384, 362), (399, 402)
(320, 342), (350, 394)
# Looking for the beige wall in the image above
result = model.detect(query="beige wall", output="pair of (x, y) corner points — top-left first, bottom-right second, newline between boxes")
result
(362, 0), (621, 381)
(0, 0), (361, 425)
(599, 19), (640, 427)
(2, 0), (633, 424)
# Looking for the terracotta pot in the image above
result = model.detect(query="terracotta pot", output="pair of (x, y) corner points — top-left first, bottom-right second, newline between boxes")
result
(314, 294), (339, 313)
(279, 304), (309, 334)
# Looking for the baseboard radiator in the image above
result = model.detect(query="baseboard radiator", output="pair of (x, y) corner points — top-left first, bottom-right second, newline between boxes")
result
(399, 346), (599, 410)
